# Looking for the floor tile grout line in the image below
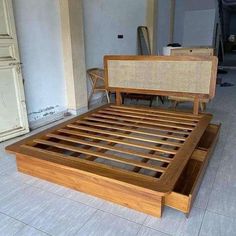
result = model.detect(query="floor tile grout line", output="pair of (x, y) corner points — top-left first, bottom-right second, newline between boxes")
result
(98, 208), (146, 226)
(205, 208), (236, 219)
(0, 211), (52, 236)
(198, 208), (236, 236)
(3, 172), (220, 235)
(10, 181), (151, 225)
(204, 129), (229, 211)
(135, 224), (143, 236)
(134, 224), (172, 236)
(197, 208), (208, 236)
(2, 178), (150, 226)
(72, 209), (99, 235)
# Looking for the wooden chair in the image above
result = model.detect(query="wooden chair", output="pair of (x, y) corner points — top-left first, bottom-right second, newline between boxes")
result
(169, 96), (209, 111)
(87, 68), (110, 104)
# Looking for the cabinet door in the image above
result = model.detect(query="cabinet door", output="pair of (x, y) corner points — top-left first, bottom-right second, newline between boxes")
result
(0, 0), (29, 142)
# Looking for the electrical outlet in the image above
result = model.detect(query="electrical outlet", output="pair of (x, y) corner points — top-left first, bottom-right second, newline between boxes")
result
(118, 35), (124, 39)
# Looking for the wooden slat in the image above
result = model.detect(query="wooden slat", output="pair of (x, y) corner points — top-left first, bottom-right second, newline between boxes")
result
(67, 124), (182, 148)
(6, 103), (214, 196)
(107, 107), (199, 122)
(32, 139), (167, 173)
(160, 114), (212, 189)
(58, 128), (177, 155)
(110, 105), (202, 120)
(19, 144), (165, 186)
(104, 107), (197, 126)
(77, 120), (186, 141)
(96, 110), (195, 131)
(84, 117), (188, 139)
(5, 104), (111, 150)
(47, 133), (172, 163)
(84, 127), (135, 161)
(91, 113), (192, 134)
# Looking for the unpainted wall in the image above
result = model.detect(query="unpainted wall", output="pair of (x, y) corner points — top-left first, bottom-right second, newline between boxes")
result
(83, 0), (151, 68)
(174, 0), (217, 45)
(12, 0), (66, 124)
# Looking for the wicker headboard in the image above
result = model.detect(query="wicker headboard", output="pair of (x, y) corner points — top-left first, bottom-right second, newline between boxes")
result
(104, 55), (218, 100)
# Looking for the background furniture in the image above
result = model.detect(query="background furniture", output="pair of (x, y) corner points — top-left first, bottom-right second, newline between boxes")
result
(169, 47), (214, 111)
(87, 68), (110, 104)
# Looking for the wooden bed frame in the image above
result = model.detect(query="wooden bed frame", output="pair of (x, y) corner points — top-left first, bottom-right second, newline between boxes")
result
(6, 56), (220, 217)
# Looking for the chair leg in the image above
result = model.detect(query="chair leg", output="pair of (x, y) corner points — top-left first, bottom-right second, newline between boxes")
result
(173, 100), (178, 109)
(159, 96), (164, 104)
(149, 97), (154, 107)
(200, 102), (206, 112)
(88, 88), (94, 104)
(105, 90), (110, 103)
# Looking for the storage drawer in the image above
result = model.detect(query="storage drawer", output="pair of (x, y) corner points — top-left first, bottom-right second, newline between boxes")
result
(165, 123), (221, 214)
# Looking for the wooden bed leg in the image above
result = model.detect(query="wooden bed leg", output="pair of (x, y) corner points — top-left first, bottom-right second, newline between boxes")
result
(116, 91), (122, 105)
(193, 97), (200, 115)
(156, 196), (164, 218)
(185, 212), (190, 218)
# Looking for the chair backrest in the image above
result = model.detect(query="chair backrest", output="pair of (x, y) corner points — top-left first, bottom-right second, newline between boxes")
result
(104, 55), (218, 100)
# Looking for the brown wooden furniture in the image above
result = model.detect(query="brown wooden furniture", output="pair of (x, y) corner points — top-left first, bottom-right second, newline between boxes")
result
(170, 47), (214, 56)
(87, 68), (110, 104)
(169, 48), (215, 110)
(6, 55), (220, 218)
(122, 93), (158, 107)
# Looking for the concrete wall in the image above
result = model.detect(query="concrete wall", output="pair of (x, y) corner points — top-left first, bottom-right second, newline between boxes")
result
(185, 0), (216, 11)
(83, 0), (150, 68)
(174, 0), (185, 45)
(12, 0), (66, 127)
(174, 0), (217, 45)
(156, 0), (172, 54)
(230, 14), (236, 35)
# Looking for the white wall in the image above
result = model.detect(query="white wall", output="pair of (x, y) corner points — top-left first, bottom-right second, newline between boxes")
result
(83, 0), (149, 68)
(12, 0), (66, 126)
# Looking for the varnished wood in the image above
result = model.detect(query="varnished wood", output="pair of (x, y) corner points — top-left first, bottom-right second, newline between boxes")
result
(104, 107), (198, 125)
(58, 128), (177, 155)
(67, 124), (182, 148)
(77, 120), (187, 141)
(46, 133), (172, 163)
(116, 91), (122, 105)
(104, 55), (218, 114)
(110, 104), (202, 120)
(165, 124), (221, 213)
(5, 104), (219, 217)
(91, 113), (193, 132)
(32, 139), (167, 173)
(193, 97), (200, 115)
(97, 109), (196, 127)
(16, 153), (163, 217)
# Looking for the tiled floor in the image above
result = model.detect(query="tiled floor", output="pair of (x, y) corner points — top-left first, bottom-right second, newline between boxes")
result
(0, 70), (236, 236)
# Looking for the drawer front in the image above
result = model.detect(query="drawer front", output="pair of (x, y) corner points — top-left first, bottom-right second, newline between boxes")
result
(165, 123), (221, 214)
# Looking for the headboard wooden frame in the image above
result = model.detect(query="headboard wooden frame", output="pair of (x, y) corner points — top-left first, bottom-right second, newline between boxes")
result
(104, 55), (218, 114)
